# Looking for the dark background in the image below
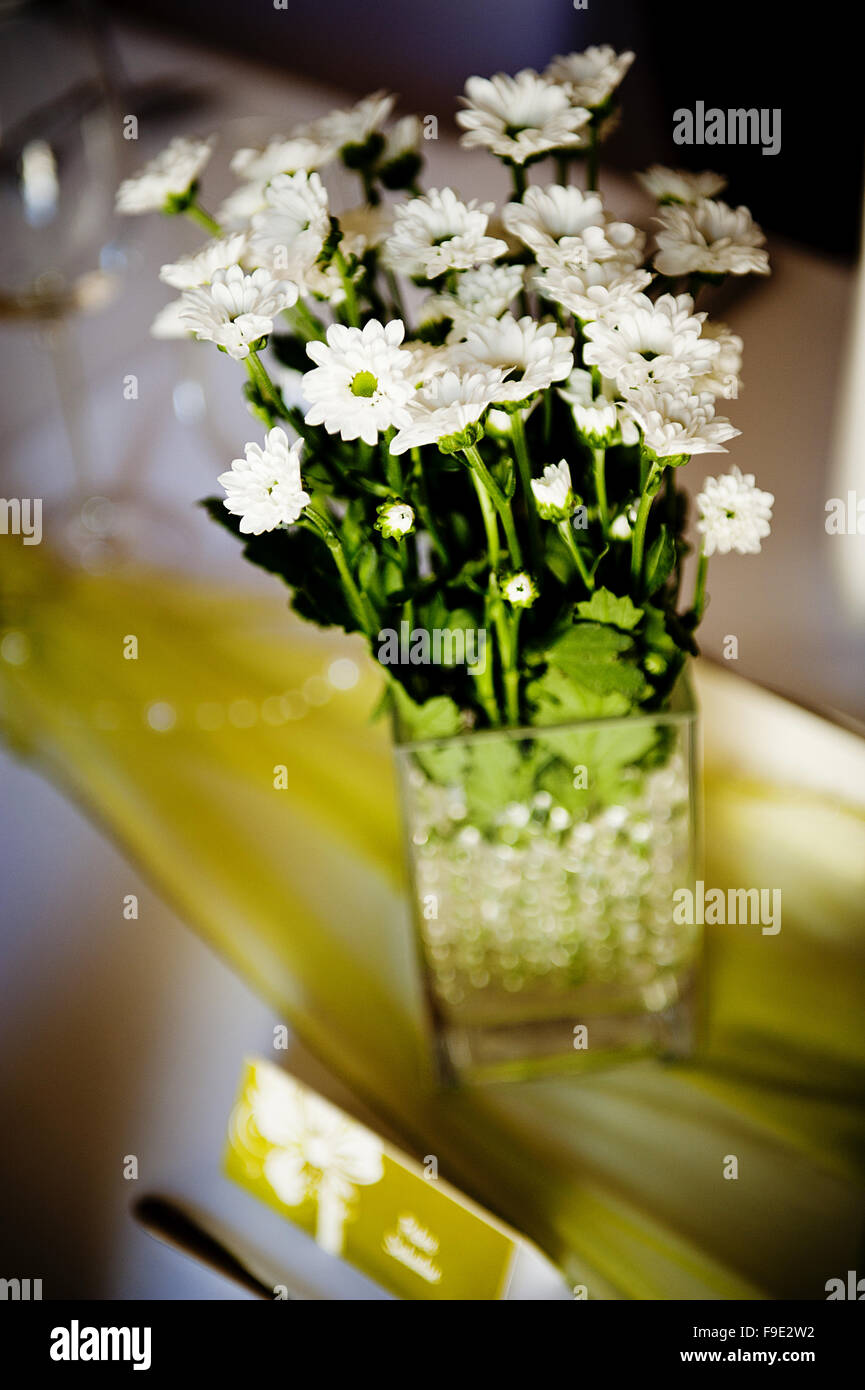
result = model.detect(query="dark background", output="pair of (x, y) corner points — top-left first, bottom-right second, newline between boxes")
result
(101, 0), (862, 258)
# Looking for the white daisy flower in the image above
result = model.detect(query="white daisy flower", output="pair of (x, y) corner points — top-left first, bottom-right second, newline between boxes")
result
(230, 131), (337, 183)
(150, 298), (193, 339)
(654, 199), (770, 279)
(582, 292), (719, 392)
(533, 261), (652, 323)
(452, 313), (574, 404)
(421, 263), (525, 337)
(384, 188), (507, 279)
(378, 115), (423, 189)
(218, 428), (310, 534)
(115, 136), (215, 214)
(389, 366), (512, 455)
(694, 321), (743, 400)
(620, 387), (740, 458)
(376, 500), (415, 537)
(337, 203), (393, 259)
(302, 318), (415, 446)
(403, 341), (457, 387)
(696, 465), (773, 555)
(248, 172), (331, 276)
(457, 70), (591, 165)
(309, 91), (396, 155)
(217, 180), (269, 231)
(502, 571), (538, 607)
(503, 184), (642, 271)
(180, 264), (298, 360)
(638, 166), (727, 205)
(557, 368), (623, 445)
(159, 233), (248, 290)
(531, 459), (575, 521)
(545, 47), (635, 110)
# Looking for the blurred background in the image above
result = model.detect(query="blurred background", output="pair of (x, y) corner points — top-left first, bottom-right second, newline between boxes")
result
(1, 0), (863, 1299)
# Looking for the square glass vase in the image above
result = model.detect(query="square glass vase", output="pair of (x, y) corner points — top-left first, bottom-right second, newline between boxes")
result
(393, 673), (700, 1084)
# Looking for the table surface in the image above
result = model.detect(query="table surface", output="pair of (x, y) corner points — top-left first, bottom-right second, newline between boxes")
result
(1, 21), (862, 1299)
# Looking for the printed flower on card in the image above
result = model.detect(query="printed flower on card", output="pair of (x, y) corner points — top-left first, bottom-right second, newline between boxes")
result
(247, 1066), (384, 1256)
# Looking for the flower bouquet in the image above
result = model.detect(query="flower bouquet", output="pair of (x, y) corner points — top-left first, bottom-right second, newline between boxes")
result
(120, 45), (774, 1079)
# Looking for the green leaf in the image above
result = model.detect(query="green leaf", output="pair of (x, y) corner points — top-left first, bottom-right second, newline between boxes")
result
(644, 526), (677, 597)
(576, 587), (643, 631)
(391, 687), (466, 784)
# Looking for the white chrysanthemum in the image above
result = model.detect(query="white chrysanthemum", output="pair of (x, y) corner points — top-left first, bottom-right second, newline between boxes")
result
(150, 298), (193, 339)
(308, 91), (396, 153)
(159, 233), (248, 290)
(230, 131), (337, 183)
(558, 368), (623, 444)
(389, 367), (511, 454)
(217, 180), (269, 231)
(534, 261), (652, 323)
(380, 115), (421, 165)
(218, 428), (310, 534)
(531, 459), (574, 521)
(302, 318), (415, 446)
(248, 172), (330, 276)
(694, 321), (743, 400)
(457, 70), (591, 165)
(403, 341), (457, 386)
(638, 166), (727, 205)
(376, 501), (415, 538)
(545, 46), (635, 109)
(696, 465), (773, 555)
(583, 292), (719, 392)
(383, 188), (507, 279)
(115, 136), (215, 214)
(452, 313), (574, 404)
(503, 185), (641, 271)
(502, 571), (538, 607)
(180, 264), (298, 360)
(421, 263), (525, 336)
(337, 203), (393, 259)
(654, 199), (770, 278)
(620, 387), (740, 458)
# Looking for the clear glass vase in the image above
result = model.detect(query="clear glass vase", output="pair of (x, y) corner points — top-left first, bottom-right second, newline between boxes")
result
(394, 673), (700, 1083)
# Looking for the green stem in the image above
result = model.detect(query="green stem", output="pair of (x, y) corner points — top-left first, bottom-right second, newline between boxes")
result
(185, 202), (222, 237)
(470, 470), (500, 572)
(328, 531), (377, 634)
(411, 448), (448, 564)
(557, 519), (593, 591)
(471, 594), (500, 726)
(510, 410), (541, 569)
(335, 250), (360, 326)
(692, 548), (709, 621)
(509, 162), (527, 200)
(630, 462), (659, 593)
(555, 154), (570, 186)
(501, 606), (521, 725)
(245, 350), (286, 421)
(592, 447), (610, 537)
(291, 298), (326, 340)
(385, 269), (407, 324)
(463, 444), (522, 567)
